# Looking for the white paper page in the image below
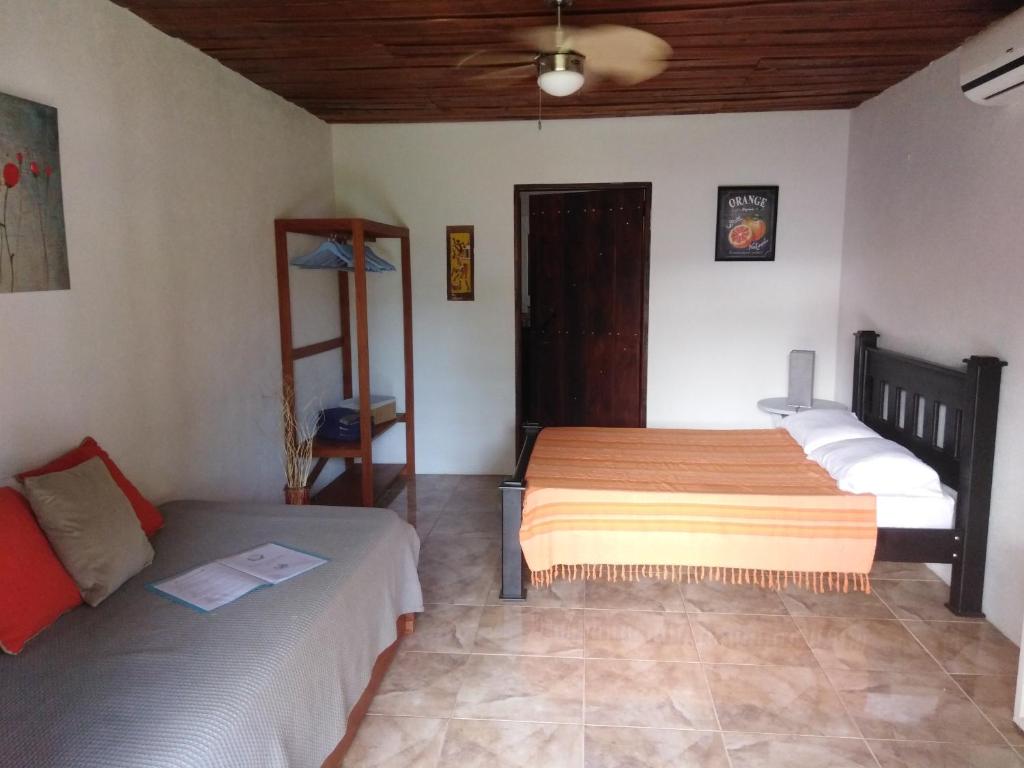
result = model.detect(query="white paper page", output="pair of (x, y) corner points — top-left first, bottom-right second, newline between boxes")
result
(219, 543), (327, 585)
(151, 562), (266, 612)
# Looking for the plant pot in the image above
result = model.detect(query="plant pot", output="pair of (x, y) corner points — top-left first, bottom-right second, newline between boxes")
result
(284, 485), (311, 505)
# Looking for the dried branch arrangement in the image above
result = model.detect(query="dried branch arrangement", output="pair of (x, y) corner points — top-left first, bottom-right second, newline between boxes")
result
(281, 381), (319, 490)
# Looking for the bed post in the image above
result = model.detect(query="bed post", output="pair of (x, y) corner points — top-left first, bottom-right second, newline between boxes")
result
(499, 423), (542, 600)
(852, 330), (879, 419)
(947, 355), (1006, 617)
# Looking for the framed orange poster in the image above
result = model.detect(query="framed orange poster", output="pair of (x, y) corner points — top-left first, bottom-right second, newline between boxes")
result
(446, 225), (474, 301)
(714, 186), (778, 262)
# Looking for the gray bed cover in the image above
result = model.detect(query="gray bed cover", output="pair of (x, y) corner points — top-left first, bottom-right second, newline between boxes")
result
(0, 500), (423, 768)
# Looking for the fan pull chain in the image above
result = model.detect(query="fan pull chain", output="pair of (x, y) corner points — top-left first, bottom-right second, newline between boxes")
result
(538, 87), (543, 131)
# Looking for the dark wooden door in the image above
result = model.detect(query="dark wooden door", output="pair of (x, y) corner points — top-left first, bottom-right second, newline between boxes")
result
(523, 187), (648, 427)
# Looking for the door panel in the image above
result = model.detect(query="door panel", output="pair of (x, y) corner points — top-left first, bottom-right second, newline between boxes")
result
(524, 187), (648, 428)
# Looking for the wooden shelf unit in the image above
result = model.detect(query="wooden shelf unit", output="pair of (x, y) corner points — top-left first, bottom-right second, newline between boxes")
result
(274, 218), (415, 507)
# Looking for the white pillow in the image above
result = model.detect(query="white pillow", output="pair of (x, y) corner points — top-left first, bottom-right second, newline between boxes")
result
(808, 437), (943, 497)
(783, 409), (878, 454)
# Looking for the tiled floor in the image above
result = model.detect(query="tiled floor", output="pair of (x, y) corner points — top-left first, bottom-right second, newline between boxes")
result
(344, 475), (1024, 768)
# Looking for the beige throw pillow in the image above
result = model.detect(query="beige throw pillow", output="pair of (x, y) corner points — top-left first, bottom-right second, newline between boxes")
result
(23, 456), (154, 606)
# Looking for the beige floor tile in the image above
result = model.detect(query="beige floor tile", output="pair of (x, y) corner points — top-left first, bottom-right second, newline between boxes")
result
(450, 482), (503, 497)
(690, 613), (816, 666)
(402, 604), (483, 653)
(393, 482), (458, 514)
(723, 732), (877, 768)
(446, 484), (502, 513)
(827, 668), (1005, 743)
(872, 579), (977, 622)
(954, 675), (1024, 746)
(585, 577), (686, 612)
(472, 605), (584, 657)
(454, 475), (505, 493)
(781, 586), (895, 619)
(342, 715), (447, 768)
(418, 567), (495, 605)
(412, 474), (464, 490)
(705, 664), (857, 737)
(868, 740), (1024, 767)
(418, 535), (498, 605)
(584, 726), (729, 768)
(413, 510), (443, 540)
(440, 719), (582, 768)
(585, 658), (718, 730)
(369, 651), (469, 718)
(904, 620), (1021, 675)
(682, 580), (788, 615)
(388, 496), (441, 536)
(794, 617), (941, 672)
(419, 567), (496, 605)
(453, 654), (584, 723)
(870, 561), (942, 581)
(488, 578), (586, 609)
(419, 532), (497, 564)
(432, 507), (501, 537)
(584, 609), (698, 662)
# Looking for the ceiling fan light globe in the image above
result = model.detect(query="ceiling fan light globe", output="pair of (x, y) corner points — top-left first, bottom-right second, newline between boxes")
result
(538, 69), (585, 96)
(536, 52), (585, 97)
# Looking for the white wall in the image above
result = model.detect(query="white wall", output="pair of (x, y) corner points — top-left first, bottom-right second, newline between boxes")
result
(0, 0), (335, 502)
(837, 52), (1024, 640)
(332, 112), (851, 474)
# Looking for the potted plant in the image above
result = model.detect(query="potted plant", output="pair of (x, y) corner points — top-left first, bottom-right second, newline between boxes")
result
(281, 382), (319, 505)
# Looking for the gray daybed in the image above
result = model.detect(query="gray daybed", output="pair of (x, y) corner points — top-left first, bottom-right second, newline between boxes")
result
(0, 500), (423, 768)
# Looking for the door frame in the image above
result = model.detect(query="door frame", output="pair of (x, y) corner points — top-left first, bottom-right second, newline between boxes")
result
(513, 182), (653, 440)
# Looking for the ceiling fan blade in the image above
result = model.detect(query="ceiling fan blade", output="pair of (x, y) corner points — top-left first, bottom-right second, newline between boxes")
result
(566, 25), (671, 85)
(514, 24), (582, 53)
(470, 63), (536, 82)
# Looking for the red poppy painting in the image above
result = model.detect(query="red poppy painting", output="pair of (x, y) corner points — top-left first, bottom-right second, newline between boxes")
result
(0, 92), (69, 293)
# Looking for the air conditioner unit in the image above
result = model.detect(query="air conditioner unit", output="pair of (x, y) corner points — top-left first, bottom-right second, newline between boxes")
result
(960, 6), (1024, 106)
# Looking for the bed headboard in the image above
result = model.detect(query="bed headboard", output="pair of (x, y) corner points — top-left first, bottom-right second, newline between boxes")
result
(852, 330), (1005, 494)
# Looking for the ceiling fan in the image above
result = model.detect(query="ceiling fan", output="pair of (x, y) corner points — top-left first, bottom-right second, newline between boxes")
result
(460, 0), (672, 98)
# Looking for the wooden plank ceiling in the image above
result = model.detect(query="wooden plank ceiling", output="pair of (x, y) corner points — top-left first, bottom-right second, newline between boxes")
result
(113, 1), (1017, 123)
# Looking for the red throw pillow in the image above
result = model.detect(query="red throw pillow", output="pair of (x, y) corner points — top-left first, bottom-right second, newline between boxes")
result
(0, 487), (83, 654)
(17, 437), (164, 536)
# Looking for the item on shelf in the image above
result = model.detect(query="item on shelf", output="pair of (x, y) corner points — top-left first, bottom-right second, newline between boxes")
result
(317, 407), (361, 443)
(290, 237), (395, 272)
(787, 349), (815, 409)
(339, 395), (397, 426)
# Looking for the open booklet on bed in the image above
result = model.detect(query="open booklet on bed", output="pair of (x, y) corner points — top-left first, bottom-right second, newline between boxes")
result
(149, 543), (328, 612)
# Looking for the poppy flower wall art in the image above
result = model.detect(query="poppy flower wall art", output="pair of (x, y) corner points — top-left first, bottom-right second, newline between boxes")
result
(0, 92), (69, 293)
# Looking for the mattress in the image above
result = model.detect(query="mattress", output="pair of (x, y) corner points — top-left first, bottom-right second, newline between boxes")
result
(0, 500), (423, 768)
(522, 427), (878, 586)
(876, 486), (957, 529)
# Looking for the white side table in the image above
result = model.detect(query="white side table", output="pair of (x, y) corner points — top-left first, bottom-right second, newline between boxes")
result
(757, 397), (848, 426)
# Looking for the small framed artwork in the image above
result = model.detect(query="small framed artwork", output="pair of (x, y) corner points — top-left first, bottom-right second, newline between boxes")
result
(446, 225), (474, 301)
(1, 91), (70, 292)
(714, 186), (779, 262)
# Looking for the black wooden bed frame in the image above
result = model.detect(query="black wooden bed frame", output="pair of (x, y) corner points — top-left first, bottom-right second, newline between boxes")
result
(499, 330), (1006, 617)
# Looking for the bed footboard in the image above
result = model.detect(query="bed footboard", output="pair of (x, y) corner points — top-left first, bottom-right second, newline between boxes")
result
(499, 423), (541, 600)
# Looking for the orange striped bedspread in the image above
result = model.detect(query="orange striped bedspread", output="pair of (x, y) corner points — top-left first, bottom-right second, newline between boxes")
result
(522, 427), (877, 591)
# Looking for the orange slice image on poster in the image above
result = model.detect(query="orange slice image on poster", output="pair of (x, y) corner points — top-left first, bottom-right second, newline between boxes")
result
(745, 218), (767, 241)
(728, 224), (753, 249)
